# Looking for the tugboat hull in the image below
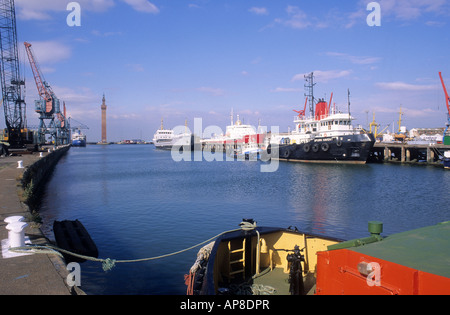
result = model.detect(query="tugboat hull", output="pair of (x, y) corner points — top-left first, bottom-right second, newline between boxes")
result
(276, 133), (375, 164)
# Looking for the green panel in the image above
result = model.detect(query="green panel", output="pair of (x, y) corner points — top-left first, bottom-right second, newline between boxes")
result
(444, 136), (450, 145)
(350, 221), (450, 278)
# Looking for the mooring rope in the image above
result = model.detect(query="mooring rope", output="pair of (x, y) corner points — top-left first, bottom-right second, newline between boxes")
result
(9, 221), (257, 272)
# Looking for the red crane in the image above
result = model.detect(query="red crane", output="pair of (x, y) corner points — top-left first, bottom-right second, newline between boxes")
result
(439, 72), (450, 142)
(439, 72), (450, 116)
(294, 97), (308, 119)
(328, 92), (333, 114)
(24, 42), (54, 114)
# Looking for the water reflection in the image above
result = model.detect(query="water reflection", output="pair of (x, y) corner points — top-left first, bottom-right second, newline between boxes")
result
(39, 145), (450, 294)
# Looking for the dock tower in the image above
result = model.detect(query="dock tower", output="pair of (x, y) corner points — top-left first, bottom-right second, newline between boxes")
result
(101, 94), (107, 144)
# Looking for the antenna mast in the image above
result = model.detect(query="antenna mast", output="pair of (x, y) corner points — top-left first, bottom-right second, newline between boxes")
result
(304, 72), (316, 117)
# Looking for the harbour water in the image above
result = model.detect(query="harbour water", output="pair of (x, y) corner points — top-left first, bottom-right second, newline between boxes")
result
(39, 145), (450, 295)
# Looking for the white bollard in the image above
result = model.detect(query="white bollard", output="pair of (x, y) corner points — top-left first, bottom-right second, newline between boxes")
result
(4, 216), (25, 224)
(39, 152), (43, 157)
(17, 160), (24, 168)
(4, 216), (25, 242)
(6, 221), (28, 248)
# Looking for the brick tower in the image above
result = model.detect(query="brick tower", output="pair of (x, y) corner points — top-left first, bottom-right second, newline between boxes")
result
(101, 94), (107, 144)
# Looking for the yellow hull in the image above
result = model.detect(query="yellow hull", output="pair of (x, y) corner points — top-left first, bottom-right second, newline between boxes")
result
(187, 225), (341, 295)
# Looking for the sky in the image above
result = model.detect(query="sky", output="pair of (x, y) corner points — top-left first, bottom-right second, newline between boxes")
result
(2, 0), (450, 142)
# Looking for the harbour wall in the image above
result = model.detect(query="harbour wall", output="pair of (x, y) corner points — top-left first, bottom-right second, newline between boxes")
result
(0, 145), (82, 295)
(21, 145), (70, 211)
(370, 143), (450, 166)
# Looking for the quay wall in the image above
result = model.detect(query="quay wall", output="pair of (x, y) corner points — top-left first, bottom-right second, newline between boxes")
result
(370, 143), (450, 166)
(0, 145), (84, 295)
(21, 145), (70, 211)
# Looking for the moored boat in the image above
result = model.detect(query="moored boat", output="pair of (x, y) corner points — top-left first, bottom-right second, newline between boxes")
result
(268, 72), (375, 164)
(186, 220), (450, 295)
(153, 119), (192, 150)
(202, 113), (266, 154)
(185, 219), (343, 295)
(444, 151), (450, 169)
(71, 130), (86, 147)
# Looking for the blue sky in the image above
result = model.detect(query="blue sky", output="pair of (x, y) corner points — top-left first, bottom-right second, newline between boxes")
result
(3, 0), (450, 142)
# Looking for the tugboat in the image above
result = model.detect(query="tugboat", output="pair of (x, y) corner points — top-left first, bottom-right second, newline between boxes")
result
(184, 219), (343, 295)
(268, 72), (375, 164)
(185, 220), (450, 295)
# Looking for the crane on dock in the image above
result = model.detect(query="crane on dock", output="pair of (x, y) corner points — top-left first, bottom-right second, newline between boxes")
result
(439, 72), (450, 145)
(24, 41), (69, 145)
(0, 0), (33, 148)
(394, 105), (406, 142)
(369, 112), (389, 138)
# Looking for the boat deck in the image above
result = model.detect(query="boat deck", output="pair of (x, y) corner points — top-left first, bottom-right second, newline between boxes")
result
(252, 268), (290, 295)
(225, 267), (316, 295)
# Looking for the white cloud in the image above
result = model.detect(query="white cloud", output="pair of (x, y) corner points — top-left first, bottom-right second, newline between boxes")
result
(121, 0), (159, 14)
(271, 87), (302, 93)
(15, 0), (159, 20)
(53, 86), (98, 104)
(376, 81), (439, 91)
(292, 70), (352, 83)
(375, 0), (448, 20)
(325, 52), (381, 65)
(249, 7), (269, 16)
(275, 6), (311, 29)
(346, 0), (450, 27)
(16, 0), (115, 20)
(371, 105), (438, 118)
(23, 41), (72, 65)
(196, 87), (225, 96)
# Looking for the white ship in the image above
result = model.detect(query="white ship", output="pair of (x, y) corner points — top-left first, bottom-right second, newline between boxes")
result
(152, 119), (192, 150)
(202, 112), (266, 155)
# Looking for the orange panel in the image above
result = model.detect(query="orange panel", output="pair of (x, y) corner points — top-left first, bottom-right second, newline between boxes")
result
(316, 249), (450, 295)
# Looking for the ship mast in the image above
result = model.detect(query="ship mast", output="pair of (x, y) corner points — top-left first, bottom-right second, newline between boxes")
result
(304, 72), (316, 118)
(347, 89), (351, 117)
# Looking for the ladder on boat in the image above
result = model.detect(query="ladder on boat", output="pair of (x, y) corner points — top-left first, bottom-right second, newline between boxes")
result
(228, 239), (246, 280)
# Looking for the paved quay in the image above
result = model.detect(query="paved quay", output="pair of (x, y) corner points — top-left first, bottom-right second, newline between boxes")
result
(0, 151), (78, 295)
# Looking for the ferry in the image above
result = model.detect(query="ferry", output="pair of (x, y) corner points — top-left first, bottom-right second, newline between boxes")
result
(268, 73), (375, 164)
(185, 220), (450, 295)
(71, 130), (86, 147)
(152, 119), (192, 150)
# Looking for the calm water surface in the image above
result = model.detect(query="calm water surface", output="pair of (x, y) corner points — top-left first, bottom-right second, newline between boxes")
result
(39, 145), (450, 295)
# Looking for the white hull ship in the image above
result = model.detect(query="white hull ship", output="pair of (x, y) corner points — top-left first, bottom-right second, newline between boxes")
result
(202, 113), (266, 155)
(152, 119), (192, 150)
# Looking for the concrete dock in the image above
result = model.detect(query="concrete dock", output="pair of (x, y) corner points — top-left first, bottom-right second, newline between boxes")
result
(0, 150), (78, 295)
(371, 143), (450, 165)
